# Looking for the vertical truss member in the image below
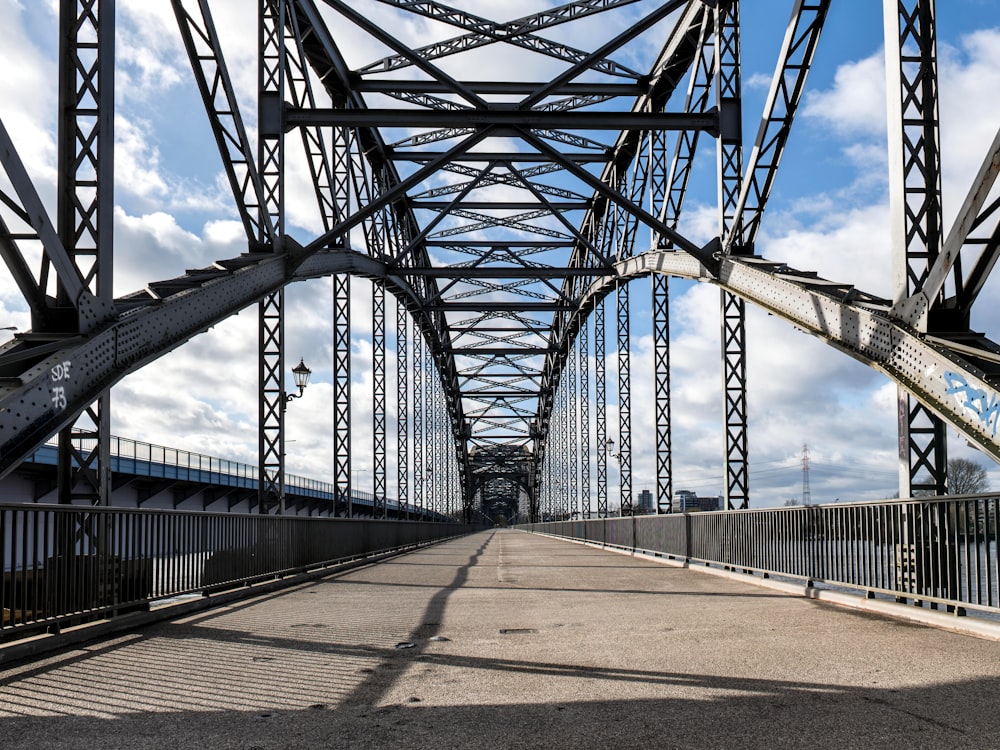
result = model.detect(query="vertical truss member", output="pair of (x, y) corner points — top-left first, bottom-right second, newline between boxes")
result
(579, 317), (592, 519)
(569, 336), (580, 518)
(550, 379), (559, 518)
(397, 300), (410, 519)
(885, 0), (947, 497)
(333, 273), (351, 516)
(442, 392), (450, 517)
(652, 273), (673, 513)
(373, 279), (387, 518)
(329, 74), (353, 515)
(430, 372), (440, 515)
(413, 327), (424, 515)
(258, 0), (285, 515)
(55, 0), (115, 507)
(617, 279), (633, 516)
(174, 0), (280, 514)
(716, 0), (749, 509)
(542, 438), (550, 520)
(258, 289), (285, 513)
(549, 387), (566, 520)
(427, 339), (438, 515)
(647, 14), (718, 514)
(595, 297), (609, 519)
(559, 371), (573, 521)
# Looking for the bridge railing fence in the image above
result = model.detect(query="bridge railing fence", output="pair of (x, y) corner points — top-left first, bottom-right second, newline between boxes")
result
(1, 503), (473, 639)
(525, 495), (1000, 617)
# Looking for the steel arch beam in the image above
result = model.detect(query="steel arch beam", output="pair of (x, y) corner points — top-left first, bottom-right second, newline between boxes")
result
(0, 247), (456, 478)
(568, 250), (1000, 465)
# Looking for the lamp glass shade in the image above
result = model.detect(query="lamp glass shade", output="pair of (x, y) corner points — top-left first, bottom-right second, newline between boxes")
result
(292, 358), (312, 390)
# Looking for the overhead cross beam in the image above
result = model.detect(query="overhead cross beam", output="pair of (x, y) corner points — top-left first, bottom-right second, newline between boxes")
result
(1, 0), (998, 521)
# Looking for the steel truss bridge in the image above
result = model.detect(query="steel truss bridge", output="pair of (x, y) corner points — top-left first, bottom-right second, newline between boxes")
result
(0, 0), (998, 523)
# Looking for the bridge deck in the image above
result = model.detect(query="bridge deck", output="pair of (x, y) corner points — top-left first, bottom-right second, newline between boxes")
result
(3, 529), (1000, 749)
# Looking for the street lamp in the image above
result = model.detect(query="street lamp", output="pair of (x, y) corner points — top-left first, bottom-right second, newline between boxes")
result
(272, 359), (311, 516)
(605, 437), (622, 462)
(286, 358), (312, 403)
(605, 437), (624, 516)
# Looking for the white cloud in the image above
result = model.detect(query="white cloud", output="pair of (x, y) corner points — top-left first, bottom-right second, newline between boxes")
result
(760, 202), (893, 298)
(113, 208), (246, 295)
(803, 52), (887, 137)
(117, 1), (187, 96)
(115, 115), (169, 201)
(0, 1), (58, 195)
(938, 29), (1000, 227)
(3, 3), (1000, 513)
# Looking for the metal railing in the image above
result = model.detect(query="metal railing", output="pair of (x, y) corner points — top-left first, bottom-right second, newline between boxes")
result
(525, 495), (1000, 617)
(1, 503), (473, 638)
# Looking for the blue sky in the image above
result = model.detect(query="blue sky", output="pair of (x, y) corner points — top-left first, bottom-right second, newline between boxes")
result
(1, 1), (999, 509)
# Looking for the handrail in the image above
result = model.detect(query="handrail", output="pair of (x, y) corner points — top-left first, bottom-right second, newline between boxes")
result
(1, 503), (477, 638)
(525, 495), (1000, 619)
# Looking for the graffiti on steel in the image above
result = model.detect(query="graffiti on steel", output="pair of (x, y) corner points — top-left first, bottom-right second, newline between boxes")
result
(944, 370), (1000, 436)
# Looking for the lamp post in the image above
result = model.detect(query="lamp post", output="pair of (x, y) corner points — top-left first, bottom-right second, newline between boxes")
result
(272, 358), (310, 515)
(606, 438), (623, 516)
(421, 467), (433, 519)
(286, 358), (312, 404)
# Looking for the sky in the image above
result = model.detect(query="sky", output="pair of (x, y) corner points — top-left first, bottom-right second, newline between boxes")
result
(1, 0), (999, 510)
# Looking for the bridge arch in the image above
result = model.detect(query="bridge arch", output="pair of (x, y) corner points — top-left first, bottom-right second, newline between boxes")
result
(0, 1), (997, 522)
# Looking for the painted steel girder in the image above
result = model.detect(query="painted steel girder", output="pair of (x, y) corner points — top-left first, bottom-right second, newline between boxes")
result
(591, 250), (1000, 464)
(0, 120), (95, 323)
(566, 1), (710, 272)
(730, 0), (831, 252)
(0, 252), (284, 478)
(172, 0), (273, 248)
(361, 0), (647, 79)
(287, 108), (719, 132)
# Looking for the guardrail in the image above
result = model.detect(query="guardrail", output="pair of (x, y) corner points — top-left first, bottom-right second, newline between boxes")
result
(2, 503), (475, 639)
(524, 495), (1000, 617)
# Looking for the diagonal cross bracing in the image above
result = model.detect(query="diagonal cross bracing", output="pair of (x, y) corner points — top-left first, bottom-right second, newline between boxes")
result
(1, 1), (998, 525)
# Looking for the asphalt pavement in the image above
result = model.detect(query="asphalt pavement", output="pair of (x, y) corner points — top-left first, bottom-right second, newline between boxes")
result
(3, 529), (1000, 749)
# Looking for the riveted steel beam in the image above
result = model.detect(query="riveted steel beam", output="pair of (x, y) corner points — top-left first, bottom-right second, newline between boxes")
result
(288, 108), (719, 132)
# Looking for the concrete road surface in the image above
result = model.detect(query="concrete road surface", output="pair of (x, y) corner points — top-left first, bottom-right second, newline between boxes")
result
(2, 529), (1000, 749)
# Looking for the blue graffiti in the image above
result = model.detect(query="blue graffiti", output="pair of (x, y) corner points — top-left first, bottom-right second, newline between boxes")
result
(944, 371), (1000, 436)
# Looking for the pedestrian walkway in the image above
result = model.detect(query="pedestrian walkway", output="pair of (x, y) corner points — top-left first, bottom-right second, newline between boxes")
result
(3, 529), (1000, 749)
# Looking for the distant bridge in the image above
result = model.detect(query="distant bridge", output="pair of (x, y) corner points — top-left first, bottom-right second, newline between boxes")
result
(7, 435), (450, 520)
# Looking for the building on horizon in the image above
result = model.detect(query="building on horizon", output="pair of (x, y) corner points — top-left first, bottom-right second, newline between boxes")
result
(638, 489), (653, 512)
(674, 490), (721, 512)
